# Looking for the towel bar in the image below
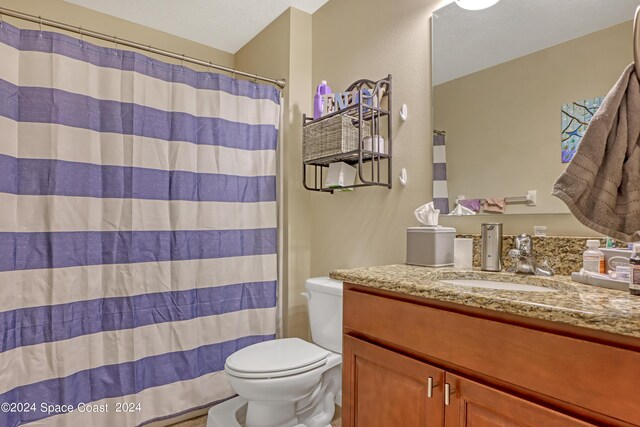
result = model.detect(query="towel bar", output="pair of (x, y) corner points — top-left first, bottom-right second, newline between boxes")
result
(456, 190), (537, 207)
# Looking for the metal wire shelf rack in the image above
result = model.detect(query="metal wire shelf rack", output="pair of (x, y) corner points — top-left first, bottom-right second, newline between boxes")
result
(302, 75), (392, 193)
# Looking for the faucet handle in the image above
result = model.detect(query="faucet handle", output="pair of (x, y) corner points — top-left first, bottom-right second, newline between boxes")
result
(505, 249), (520, 273)
(507, 248), (520, 258)
(514, 233), (533, 255)
(534, 259), (555, 276)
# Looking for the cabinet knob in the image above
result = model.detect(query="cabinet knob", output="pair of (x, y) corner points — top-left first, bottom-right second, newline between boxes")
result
(444, 383), (455, 406)
(427, 376), (439, 398)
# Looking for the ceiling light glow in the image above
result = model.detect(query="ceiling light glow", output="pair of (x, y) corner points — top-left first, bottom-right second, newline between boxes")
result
(455, 0), (501, 10)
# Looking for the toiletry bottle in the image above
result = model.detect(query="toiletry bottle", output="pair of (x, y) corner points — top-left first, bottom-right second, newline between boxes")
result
(630, 244), (640, 296)
(313, 81), (332, 119)
(583, 240), (605, 274)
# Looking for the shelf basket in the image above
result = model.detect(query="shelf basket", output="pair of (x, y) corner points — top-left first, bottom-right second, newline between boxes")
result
(303, 114), (371, 163)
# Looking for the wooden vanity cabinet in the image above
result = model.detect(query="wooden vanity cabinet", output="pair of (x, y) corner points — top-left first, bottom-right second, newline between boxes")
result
(343, 335), (444, 427)
(342, 283), (640, 427)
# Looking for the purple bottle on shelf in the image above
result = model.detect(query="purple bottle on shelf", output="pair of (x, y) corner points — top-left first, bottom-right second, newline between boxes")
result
(313, 80), (332, 119)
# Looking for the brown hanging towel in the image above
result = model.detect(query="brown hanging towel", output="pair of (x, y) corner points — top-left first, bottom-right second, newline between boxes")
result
(552, 64), (640, 242)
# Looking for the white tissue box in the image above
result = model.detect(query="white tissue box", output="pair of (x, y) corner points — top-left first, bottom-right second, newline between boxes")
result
(363, 135), (385, 154)
(326, 162), (356, 188)
(406, 226), (456, 267)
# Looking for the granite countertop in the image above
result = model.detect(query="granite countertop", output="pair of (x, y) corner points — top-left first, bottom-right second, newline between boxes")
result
(330, 265), (640, 339)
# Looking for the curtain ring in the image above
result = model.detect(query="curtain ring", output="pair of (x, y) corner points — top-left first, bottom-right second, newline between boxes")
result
(39, 16), (43, 37)
(78, 26), (84, 44)
(0, 12), (4, 29)
(254, 73), (259, 85)
(181, 53), (185, 71)
(113, 35), (118, 55)
(230, 68), (236, 86)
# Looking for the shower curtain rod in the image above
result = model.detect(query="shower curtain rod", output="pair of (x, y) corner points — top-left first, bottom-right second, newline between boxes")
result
(0, 6), (287, 88)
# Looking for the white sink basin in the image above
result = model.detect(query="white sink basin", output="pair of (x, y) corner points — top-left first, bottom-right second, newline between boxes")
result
(440, 279), (556, 292)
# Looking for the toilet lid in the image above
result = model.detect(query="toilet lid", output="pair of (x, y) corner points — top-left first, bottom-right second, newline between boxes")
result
(225, 338), (330, 378)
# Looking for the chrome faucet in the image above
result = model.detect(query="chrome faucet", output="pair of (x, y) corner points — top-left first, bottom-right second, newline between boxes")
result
(507, 234), (554, 276)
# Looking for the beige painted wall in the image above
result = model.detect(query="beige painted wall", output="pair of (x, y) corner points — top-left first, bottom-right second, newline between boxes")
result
(236, 8), (313, 340)
(309, 0), (448, 276)
(435, 21), (632, 215)
(0, 0), (233, 70)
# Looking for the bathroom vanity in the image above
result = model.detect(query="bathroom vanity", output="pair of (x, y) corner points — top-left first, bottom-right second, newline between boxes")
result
(330, 265), (640, 427)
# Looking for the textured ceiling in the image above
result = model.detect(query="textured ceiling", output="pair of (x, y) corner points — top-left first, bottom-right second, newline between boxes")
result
(63, 0), (328, 53)
(433, 0), (640, 85)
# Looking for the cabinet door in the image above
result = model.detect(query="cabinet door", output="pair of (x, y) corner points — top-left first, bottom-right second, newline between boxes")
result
(444, 374), (595, 427)
(343, 335), (445, 427)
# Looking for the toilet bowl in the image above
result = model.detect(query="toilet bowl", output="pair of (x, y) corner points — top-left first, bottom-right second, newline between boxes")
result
(207, 277), (343, 427)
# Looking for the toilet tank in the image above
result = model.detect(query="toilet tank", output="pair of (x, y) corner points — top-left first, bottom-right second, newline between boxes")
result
(304, 277), (343, 354)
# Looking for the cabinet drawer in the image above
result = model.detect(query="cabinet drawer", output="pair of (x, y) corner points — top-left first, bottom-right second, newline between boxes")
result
(344, 286), (640, 425)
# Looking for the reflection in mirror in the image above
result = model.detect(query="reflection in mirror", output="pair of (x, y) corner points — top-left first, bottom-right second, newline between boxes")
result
(432, 0), (638, 215)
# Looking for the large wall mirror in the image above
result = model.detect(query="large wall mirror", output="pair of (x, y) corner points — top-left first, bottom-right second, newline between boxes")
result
(432, 0), (639, 215)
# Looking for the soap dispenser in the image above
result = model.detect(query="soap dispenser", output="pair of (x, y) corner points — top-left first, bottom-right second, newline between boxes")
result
(313, 81), (332, 119)
(481, 223), (503, 271)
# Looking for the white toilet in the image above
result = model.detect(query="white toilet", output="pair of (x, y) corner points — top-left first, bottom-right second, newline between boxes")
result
(207, 277), (343, 427)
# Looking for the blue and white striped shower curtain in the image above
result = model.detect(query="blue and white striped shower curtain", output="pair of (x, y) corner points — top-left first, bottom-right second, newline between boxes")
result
(0, 22), (279, 426)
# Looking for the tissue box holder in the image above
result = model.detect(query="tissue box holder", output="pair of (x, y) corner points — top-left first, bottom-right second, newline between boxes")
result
(406, 226), (456, 267)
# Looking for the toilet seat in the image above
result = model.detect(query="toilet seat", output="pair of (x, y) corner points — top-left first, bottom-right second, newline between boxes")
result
(225, 338), (331, 379)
